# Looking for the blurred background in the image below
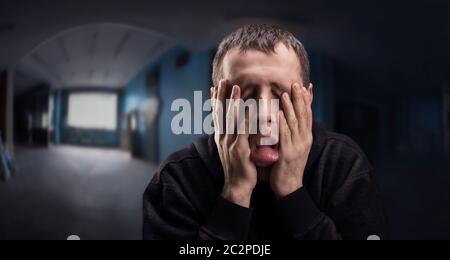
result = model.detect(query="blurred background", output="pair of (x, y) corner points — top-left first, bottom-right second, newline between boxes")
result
(0, 0), (449, 240)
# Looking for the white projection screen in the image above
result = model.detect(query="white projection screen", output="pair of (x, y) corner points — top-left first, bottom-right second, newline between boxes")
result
(67, 92), (118, 130)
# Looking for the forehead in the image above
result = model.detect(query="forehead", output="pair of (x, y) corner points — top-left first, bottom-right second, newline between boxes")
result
(222, 43), (302, 85)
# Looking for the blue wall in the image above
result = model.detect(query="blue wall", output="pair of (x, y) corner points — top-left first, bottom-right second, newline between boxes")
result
(157, 49), (212, 161)
(310, 53), (337, 130)
(122, 59), (160, 162)
(333, 64), (445, 157)
(404, 92), (443, 154)
(123, 48), (212, 162)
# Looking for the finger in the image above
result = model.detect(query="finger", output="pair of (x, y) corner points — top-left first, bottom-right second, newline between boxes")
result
(300, 86), (313, 133)
(217, 79), (228, 113)
(211, 87), (217, 110)
(235, 87), (251, 147)
(291, 83), (305, 124)
(212, 87), (218, 126)
(305, 84), (313, 131)
(307, 83), (314, 104)
(212, 87), (223, 145)
(226, 85), (238, 120)
(211, 86), (217, 119)
(279, 110), (291, 148)
(214, 87), (218, 107)
(216, 80), (228, 136)
(225, 85), (239, 144)
(281, 92), (299, 137)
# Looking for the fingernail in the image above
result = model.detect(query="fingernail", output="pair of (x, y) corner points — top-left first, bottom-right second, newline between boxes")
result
(236, 86), (242, 98)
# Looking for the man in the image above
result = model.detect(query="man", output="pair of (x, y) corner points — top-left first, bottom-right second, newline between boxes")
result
(143, 24), (385, 240)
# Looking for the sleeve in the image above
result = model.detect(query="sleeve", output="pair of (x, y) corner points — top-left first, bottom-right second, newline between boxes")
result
(143, 167), (254, 240)
(277, 170), (386, 240)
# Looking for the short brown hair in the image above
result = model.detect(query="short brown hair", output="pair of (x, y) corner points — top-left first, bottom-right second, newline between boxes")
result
(212, 24), (310, 87)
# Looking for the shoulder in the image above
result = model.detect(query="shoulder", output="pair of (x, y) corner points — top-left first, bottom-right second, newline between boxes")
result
(144, 137), (220, 210)
(151, 143), (201, 185)
(160, 144), (200, 172)
(320, 130), (373, 174)
(308, 130), (378, 202)
(325, 132), (368, 157)
(150, 135), (219, 191)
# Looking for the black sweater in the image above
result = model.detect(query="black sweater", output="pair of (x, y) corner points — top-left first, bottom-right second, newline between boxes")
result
(143, 123), (386, 240)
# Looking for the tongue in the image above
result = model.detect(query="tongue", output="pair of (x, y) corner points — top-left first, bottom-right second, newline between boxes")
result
(250, 146), (279, 165)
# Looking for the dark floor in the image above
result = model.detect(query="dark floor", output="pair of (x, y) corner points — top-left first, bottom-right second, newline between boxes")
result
(0, 145), (155, 240)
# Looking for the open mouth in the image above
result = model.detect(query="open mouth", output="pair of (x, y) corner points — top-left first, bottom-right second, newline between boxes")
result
(251, 143), (280, 166)
(257, 143), (279, 150)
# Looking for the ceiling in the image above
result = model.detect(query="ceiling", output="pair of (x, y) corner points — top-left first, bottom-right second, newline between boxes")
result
(1, 0), (450, 94)
(18, 23), (170, 89)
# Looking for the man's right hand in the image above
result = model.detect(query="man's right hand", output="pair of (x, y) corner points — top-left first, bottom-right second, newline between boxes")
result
(211, 79), (257, 208)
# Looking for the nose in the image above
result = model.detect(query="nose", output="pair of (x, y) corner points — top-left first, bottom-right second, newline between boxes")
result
(257, 89), (277, 135)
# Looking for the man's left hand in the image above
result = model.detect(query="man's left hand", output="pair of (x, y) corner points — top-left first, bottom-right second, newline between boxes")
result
(270, 82), (314, 199)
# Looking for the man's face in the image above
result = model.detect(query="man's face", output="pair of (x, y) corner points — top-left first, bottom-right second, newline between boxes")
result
(221, 43), (305, 168)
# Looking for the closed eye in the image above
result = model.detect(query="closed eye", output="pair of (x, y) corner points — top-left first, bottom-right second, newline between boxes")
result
(269, 82), (289, 97)
(241, 84), (258, 99)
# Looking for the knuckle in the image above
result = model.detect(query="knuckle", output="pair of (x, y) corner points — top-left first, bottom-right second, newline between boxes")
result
(233, 143), (245, 154)
(289, 118), (298, 126)
(300, 111), (307, 119)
